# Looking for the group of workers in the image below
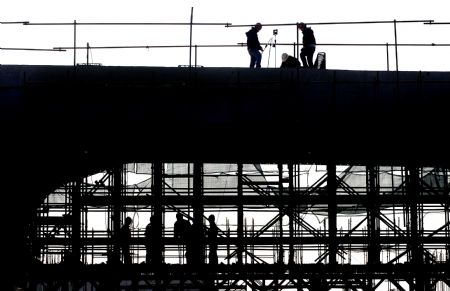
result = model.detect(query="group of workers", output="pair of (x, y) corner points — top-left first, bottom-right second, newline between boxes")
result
(118, 213), (218, 265)
(246, 22), (316, 69)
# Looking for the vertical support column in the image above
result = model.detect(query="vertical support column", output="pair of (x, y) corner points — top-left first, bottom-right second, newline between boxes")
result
(71, 179), (81, 263)
(367, 165), (380, 265)
(278, 163), (284, 264)
(406, 166), (424, 290)
(152, 162), (163, 265)
(193, 162), (204, 264)
(407, 167), (420, 263)
(237, 163), (244, 265)
(328, 71), (338, 267)
(112, 166), (122, 263)
(445, 169), (450, 262)
(366, 165), (380, 291)
(193, 163), (204, 225)
(288, 163), (295, 265)
(327, 164), (337, 265)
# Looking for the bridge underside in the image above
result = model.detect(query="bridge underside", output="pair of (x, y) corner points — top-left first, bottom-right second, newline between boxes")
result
(1, 65), (449, 290)
(2, 65), (450, 166)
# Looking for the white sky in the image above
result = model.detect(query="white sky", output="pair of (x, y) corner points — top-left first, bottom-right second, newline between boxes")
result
(2, 0), (449, 71)
(1, 0), (450, 71)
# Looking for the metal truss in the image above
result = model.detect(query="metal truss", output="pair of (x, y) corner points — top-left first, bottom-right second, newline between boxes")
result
(27, 163), (450, 290)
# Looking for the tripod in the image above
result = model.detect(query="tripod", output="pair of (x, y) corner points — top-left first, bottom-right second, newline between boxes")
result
(264, 29), (278, 68)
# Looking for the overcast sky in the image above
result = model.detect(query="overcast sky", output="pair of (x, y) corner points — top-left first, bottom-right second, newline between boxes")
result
(1, 0), (449, 71)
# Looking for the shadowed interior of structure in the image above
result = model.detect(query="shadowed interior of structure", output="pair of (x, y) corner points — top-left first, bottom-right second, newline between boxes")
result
(1, 65), (449, 290)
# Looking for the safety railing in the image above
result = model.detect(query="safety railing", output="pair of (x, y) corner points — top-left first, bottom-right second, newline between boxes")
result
(1, 17), (449, 71)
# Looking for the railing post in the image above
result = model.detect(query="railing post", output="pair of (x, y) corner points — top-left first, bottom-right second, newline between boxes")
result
(394, 19), (399, 72)
(73, 20), (77, 67)
(386, 42), (390, 71)
(189, 7), (193, 68)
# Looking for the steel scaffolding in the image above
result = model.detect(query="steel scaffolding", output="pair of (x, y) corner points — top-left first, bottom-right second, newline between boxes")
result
(27, 163), (450, 290)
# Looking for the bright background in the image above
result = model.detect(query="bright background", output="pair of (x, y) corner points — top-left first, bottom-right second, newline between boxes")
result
(2, 0), (449, 71)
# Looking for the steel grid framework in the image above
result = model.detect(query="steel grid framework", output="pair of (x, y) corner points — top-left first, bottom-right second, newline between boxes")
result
(26, 163), (450, 291)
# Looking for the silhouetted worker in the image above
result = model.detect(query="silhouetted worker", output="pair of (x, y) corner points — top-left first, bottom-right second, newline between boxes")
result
(174, 212), (191, 264)
(297, 22), (316, 68)
(246, 22), (263, 68)
(119, 216), (133, 264)
(207, 214), (218, 265)
(144, 215), (159, 265)
(280, 53), (301, 68)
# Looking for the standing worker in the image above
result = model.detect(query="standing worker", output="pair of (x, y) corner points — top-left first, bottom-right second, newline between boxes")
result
(297, 22), (316, 68)
(119, 216), (133, 264)
(246, 22), (263, 68)
(174, 213), (192, 264)
(144, 215), (160, 265)
(207, 214), (218, 265)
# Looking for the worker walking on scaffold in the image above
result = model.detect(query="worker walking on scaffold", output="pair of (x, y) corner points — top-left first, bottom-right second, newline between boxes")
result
(297, 22), (316, 68)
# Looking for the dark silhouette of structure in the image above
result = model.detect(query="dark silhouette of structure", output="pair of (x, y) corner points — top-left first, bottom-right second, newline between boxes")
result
(1, 65), (449, 290)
